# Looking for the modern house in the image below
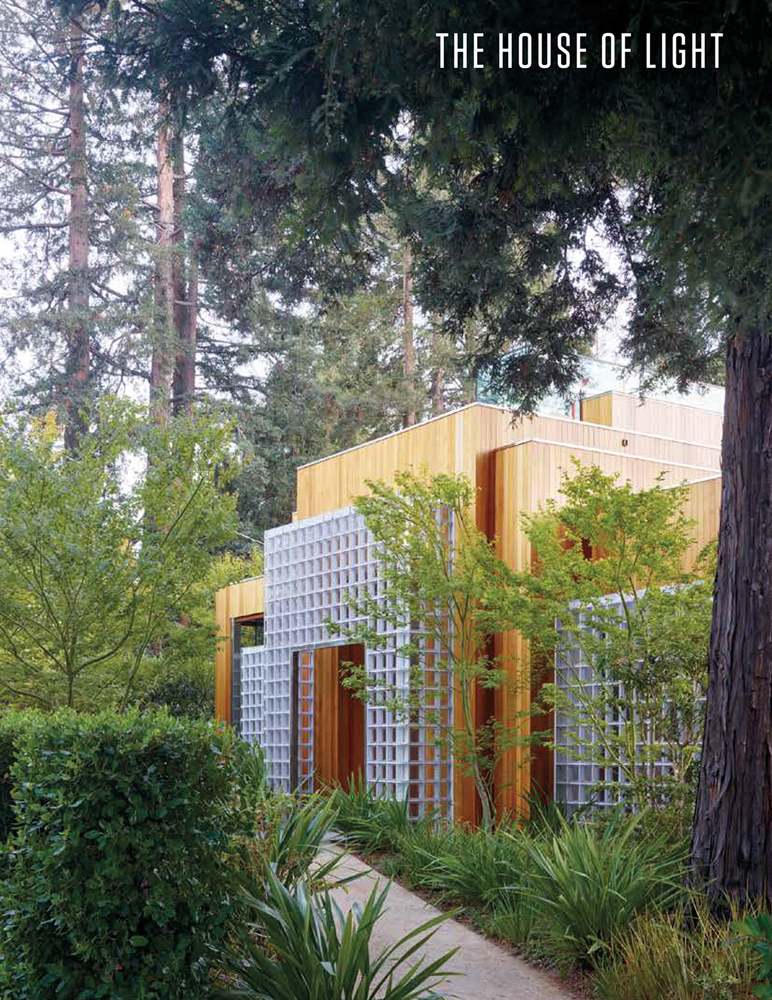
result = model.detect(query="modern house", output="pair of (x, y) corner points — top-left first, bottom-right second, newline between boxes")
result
(215, 383), (723, 824)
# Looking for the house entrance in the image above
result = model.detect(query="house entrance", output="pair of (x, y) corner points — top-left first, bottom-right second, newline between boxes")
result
(313, 644), (366, 789)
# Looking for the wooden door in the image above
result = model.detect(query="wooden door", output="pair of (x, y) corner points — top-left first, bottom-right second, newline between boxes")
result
(313, 644), (365, 789)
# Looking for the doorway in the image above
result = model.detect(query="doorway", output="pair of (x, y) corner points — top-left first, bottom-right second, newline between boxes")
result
(313, 644), (366, 789)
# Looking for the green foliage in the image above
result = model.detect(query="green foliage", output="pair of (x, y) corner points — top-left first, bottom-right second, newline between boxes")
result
(232, 793), (340, 894)
(137, 546), (264, 719)
(213, 867), (457, 1000)
(331, 776), (425, 855)
(329, 470), (531, 829)
(0, 400), (237, 712)
(594, 898), (762, 1000)
(0, 711), (25, 843)
(139, 670), (215, 720)
(484, 461), (713, 815)
(411, 824), (531, 911)
(0, 709), (258, 1000)
(232, 270), (464, 538)
(511, 812), (685, 969)
(734, 914), (772, 999)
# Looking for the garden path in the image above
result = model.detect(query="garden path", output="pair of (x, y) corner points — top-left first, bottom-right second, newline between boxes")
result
(324, 850), (580, 1000)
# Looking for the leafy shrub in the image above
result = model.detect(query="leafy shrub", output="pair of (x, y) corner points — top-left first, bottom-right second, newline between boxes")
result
(590, 803), (692, 857)
(139, 671), (215, 720)
(332, 776), (432, 854)
(734, 913), (772, 999)
(412, 825), (533, 909)
(213, 867), (457, 1000)
(0, 709), (260, 1000)
(595, 896), (761, 1000)
(232, 793), (340, 893)
(0, 711), (23, 842)
(392, 824), (455, 887)
(512, 812), (685, 968)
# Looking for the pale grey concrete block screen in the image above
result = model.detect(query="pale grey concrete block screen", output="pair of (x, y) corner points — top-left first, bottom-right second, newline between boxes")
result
(553, 591), (687, 811)
(237, 505), (454, 817)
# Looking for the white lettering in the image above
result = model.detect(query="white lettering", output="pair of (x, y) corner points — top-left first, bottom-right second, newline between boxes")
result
(712, 32), (723, 67)
(576, 33), (587, 68)
(499, 32), (513, 69)
(519, 33), (532, 69)
(473, 32), (484, 68)
(556, 32), (571, 69)
(436, 33), (449, 69)
(620, 33), (632, 68)
(453, 33), (468, 69)
(601, 32), (615, 68)
(672, 32), (686, 69)
(645, 33), (655, 68)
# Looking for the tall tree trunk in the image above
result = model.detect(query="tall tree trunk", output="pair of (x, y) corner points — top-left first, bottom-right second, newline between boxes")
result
(402, 242), (416, 428)
(170, 133), (197, 416)
(150, 102), (174, 423)
(691, 329), (772, 906)
(64, 12), (89, 452)
(430, 319), (444, 416)
(463, 319), (477, 404)
(175, 246), (197, 415)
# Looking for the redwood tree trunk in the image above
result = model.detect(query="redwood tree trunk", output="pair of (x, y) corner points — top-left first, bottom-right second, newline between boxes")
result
(430, 321), (444, 416)
(151, 103), (174, 423)
(64, 12), (89, 452)
(402, 242), (416, 428)
(171, 133), (197, 415)
(691, 329), (772, 906)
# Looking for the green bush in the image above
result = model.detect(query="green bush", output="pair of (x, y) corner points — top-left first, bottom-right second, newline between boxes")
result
(734, 912), (772, 999)
(213, 867), (457, 1000)
(0, 709), (260, 1000)
(409, 825), (529, 909)
(510, 812), (685, 969)
(0, 712), (22, 842)
(139, 672), (215, 720)
(331, 776), (433, 854)
(232, 793), (340, 894)
(595, 896), (761, 1000)
(391, 824), (454, 886)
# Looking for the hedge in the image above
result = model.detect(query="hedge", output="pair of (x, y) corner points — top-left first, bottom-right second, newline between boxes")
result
(0, 709), (261, 1000)
(0, 712), (21, 842)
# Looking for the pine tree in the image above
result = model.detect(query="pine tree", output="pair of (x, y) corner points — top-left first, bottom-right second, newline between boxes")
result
(0, 0), (157, 436)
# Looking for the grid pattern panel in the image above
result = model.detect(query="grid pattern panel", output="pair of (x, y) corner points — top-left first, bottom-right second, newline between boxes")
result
(240, 645), (264, 744)
(297, 650), (314, 791)
(553, 593), (683, 811)
(238, 506), (453, 817)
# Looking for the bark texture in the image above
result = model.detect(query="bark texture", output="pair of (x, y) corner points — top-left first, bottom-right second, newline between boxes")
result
(691, 330), (772, 905)
(150, 104), (175, 423)
(430, 322), (444, 416)
(171, 135), (197, 415)
(64, 13), (89, 452)
(402, 242), (416, 428)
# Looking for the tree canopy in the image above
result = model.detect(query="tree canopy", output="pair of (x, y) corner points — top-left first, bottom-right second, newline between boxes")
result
(87, 0), (772, 906)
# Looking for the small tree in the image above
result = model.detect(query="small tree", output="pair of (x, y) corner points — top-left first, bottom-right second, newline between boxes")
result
(0, 400), (237, 711)
(327, 469), (526, 830)
(138, 546), (264, 719)
(483, 462), (714, 822)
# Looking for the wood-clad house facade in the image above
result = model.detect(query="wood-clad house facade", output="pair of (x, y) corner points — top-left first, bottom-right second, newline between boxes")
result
(215, 391), (722, 824)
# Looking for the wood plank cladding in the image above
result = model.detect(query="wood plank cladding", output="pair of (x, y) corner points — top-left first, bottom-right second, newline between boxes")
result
(583, 391), (723, 446)
(493, 440), (720, 816)
(215, 391), (724, 823)
(313, 645), (366, 789)
(214, 576), (264, 723)
(295, 401), (721, 521)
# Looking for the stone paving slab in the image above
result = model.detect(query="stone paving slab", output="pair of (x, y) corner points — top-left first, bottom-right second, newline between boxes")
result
(324, 850), (579, 1000)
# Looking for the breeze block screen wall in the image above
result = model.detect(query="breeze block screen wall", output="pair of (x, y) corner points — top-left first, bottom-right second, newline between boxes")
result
(553, 592), (689, 811)
(238, 506), (454, 817)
